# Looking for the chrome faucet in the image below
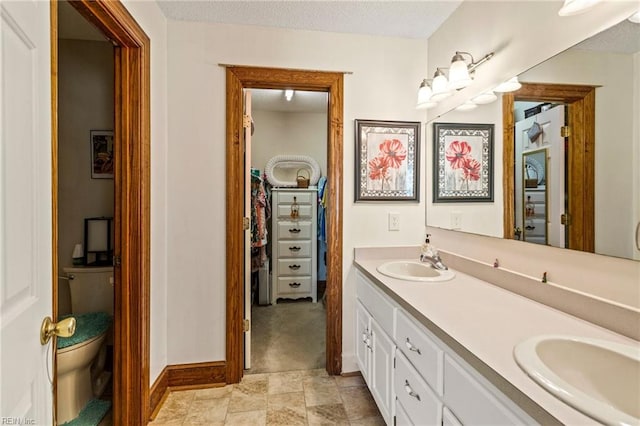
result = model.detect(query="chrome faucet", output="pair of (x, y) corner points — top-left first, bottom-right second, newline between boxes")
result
(420, 252), (448, 270)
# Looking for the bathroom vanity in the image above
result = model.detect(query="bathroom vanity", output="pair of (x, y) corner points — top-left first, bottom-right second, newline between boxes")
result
(354, 247), (638, 425)
(271, 188), (318, 303)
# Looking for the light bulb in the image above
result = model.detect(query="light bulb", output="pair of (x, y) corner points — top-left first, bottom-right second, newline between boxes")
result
(558, 0), (601, 16)
(448, 54), (472, 90)
(494, 77), (521, 93)
(430, 69), (451, 101)
(472, 91), (498, 105)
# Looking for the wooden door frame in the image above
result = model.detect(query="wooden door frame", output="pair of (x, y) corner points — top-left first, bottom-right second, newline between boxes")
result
(51, 1), (151, 423)
(225, 66), (344, 383)
(502, 82), (595, 251)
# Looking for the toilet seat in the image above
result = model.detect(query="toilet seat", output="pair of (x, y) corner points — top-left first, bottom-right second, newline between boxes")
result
(57, 311), (111, 350)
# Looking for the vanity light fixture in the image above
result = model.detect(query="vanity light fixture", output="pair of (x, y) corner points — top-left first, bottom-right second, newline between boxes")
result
(416, 79), (437, 110)
(430, 68), (452, 101)
(284, 89), (294, 101)
(455, 100), (478, 112)
(448, 51), (495, 90)
(629, 11), (640, 23)
(471, 91), (498, 105)
(558, 0), (601, 16)
(493, 76), (522, 93)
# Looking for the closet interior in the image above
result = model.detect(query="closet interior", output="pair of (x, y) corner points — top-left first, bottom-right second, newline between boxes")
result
(246, 88), (329, 374)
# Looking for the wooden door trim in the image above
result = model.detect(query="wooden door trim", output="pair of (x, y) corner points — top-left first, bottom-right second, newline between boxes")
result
(225, 66), (344, 383)
(57, 1), (151, 423)
(503, 82), (595, 251)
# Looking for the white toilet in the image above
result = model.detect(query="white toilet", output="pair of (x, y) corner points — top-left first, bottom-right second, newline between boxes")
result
(57, 267), (113, 424)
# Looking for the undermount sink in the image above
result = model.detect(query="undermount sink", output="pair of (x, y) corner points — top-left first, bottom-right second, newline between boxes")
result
(514, 335), (640, 426)
(376, 260), (455, 282)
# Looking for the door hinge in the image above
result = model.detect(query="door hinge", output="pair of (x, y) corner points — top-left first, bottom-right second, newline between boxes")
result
(243, 114), (252, 129)
(561, 213), (571, 225)
(243, 319), (250, 332)
(243, 217), (250, 230)
(113, 255), (121, 267)
(560, 126), (571, 137)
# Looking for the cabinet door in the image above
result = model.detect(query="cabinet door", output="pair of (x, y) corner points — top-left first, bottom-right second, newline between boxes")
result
(370, 318), (395, 425)
(355, 301), (371, 385)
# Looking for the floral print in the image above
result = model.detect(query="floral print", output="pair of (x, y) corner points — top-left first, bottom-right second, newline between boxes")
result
(367, 138), (408, 190)
(445, 139), (481, 189)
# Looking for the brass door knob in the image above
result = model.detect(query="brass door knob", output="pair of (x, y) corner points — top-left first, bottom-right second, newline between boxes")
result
(40, 316), (76, 345)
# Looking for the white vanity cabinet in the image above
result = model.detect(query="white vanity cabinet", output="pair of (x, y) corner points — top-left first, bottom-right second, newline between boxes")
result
(355, 270), (537, 426)
(355, 275), (396, 425)
(271, 188), (317, 303)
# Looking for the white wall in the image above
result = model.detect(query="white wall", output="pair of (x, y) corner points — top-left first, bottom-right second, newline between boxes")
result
(57, 40), (115, 315)
(251, 109), (328, 177)
(167, 21), (428, 370)
(121, 0), (169, 385)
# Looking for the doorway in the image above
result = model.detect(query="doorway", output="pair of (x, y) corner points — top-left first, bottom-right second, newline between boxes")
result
(246, 88), (329, 374)
(226, 66), (344, 383)
(51, 0), (150, 423)
(502, 82), (596, 252)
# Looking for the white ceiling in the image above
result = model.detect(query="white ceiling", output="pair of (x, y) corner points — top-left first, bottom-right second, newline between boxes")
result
(155, 0), (463, 40)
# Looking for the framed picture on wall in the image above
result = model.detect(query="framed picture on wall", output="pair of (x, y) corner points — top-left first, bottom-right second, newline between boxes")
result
(90, 130), (114, 179)
(355, 119), (420, 202)
(433, 122), (494, 203)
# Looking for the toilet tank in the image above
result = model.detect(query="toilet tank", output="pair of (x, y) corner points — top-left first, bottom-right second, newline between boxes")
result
(63, 267), (114, 315)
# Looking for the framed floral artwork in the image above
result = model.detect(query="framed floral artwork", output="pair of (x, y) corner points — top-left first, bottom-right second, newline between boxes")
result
(355, 119), (420, 202)
(90, 130), (114, 179)
(433, 122), (494, 203)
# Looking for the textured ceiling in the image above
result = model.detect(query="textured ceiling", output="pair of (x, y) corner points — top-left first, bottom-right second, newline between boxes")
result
(573, 19), (640, 54)
(155, 0), (463, 39)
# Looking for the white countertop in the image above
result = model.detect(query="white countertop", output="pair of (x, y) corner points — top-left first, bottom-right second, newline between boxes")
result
(354, 251), (639, 425)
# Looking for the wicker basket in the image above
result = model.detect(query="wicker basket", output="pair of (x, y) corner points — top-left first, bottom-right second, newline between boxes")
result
(296, 169), (310, 188)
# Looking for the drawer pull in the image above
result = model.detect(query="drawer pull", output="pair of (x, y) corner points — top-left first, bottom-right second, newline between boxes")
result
(289, 246), (301, 252)
(404, 380), (421, 401)
(289, 282), (301, 288)
(288, 264), (301, 270)
(405, 338), (422, 355)
(289, 228), (301, 233)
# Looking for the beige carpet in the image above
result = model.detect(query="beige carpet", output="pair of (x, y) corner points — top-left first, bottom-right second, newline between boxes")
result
(248, 300), (326, 374)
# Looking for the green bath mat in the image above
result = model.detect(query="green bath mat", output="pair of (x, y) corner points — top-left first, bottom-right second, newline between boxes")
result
(61, 398), (111, 426)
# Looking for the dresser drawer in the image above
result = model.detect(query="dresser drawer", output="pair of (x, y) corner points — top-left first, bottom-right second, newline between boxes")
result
(277, 258), (311, 276)
(277, 240), (311, 257)
(277, 276), (312, 294)
(277, 221), (313, 240)
(395, 309), (444, 395)
(276, 191), (314, 204)
(395, 350), (442, 426)
(277, 204), (313, 218)
(395, 400), (414, 426)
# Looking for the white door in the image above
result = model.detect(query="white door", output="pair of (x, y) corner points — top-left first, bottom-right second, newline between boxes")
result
(0, 0), (54, 424)
(515, 106), (565, 247)
(243, 89), (252, 369)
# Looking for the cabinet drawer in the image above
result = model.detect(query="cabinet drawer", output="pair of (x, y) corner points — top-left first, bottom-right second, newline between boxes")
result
(395, 309), (444, 395)
(276, 191), (314, 204)
(395, 400), (413, 426)
(277, 221), (313, 240)
(277, 203), (313, 218)
(394, 350), (442, 426)
(442, 407), (462, 426)
(277, 276), (311, 294)
(356, 272), (395, 337)
(277, 258), (311, 276)
(277, 240), (311, 257)
(443, 354), (524, 425)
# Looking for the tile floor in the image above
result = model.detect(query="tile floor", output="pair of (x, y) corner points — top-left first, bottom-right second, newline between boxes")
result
(149, 369), (384, 425)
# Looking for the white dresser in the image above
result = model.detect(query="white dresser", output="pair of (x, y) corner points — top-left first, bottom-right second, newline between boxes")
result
(271, 188), (318, 303)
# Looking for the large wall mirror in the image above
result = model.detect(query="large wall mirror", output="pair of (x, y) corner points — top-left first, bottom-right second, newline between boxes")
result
(426, 16), (640, 261)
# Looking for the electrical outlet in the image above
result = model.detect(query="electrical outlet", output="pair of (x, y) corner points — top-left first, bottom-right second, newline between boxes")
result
(388, 212), (400, 231)
(451, 211), (462, 230)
